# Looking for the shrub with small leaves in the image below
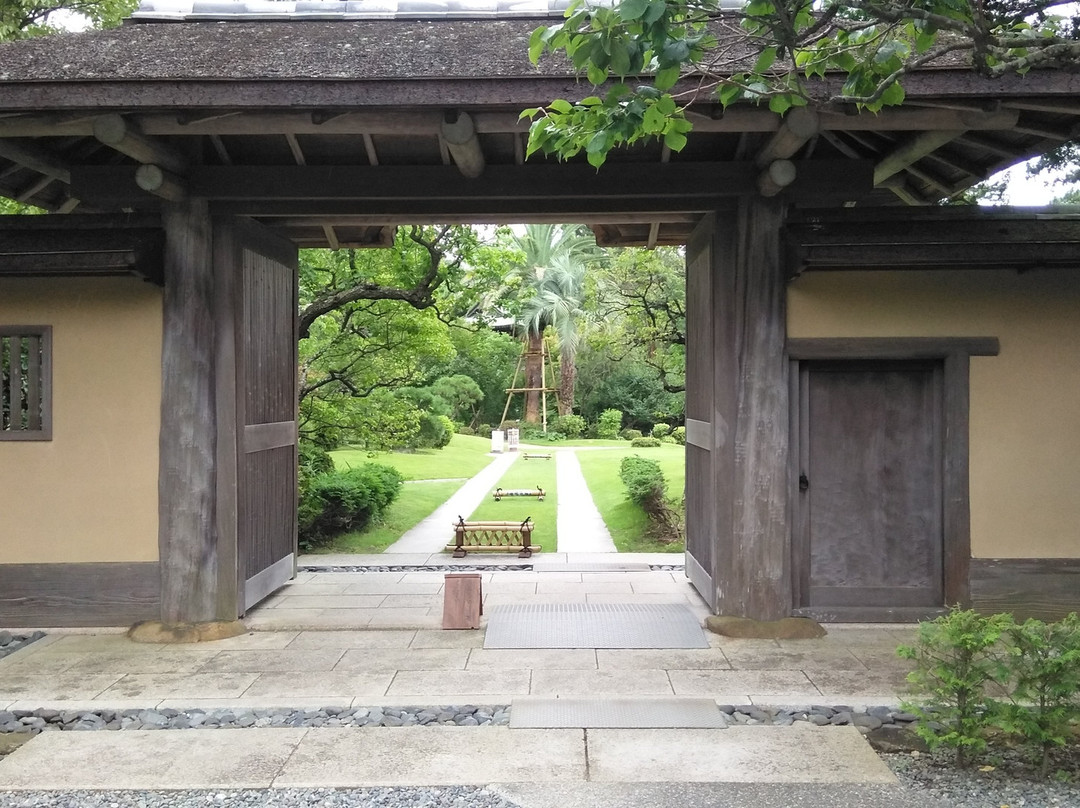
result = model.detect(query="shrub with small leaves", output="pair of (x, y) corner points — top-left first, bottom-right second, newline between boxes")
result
(618, 455), (682, 543)
(671, 426), (686, 445)
(596, 408), (623, 439)
(997, 613), (1080, 777)
(651, 423), (671, 439)
(554, 414), (586, 438)
(631, 436), (662, 447)
(898, 608), (1012, 767)
(620, 428), (643, 441)
(299, 463), (404, 548)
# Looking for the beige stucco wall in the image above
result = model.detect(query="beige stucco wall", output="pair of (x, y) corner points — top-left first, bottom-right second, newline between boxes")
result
(788, 269), (1080, 560)
(0, 278), (161, 563)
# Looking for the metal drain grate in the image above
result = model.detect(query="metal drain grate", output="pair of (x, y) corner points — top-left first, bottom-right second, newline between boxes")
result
(483, 603), (708, 649)
(510, 698), (727, 728)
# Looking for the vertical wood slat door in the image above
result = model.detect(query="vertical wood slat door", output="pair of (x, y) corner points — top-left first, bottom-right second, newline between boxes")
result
(797, 361), (943, 616)
(221, 218), (299, 614)
(682, 214), (717, 609)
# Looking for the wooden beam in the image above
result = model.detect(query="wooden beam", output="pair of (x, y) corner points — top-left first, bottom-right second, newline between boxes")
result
(361, 133), (379, 166)
(900, 162), (953, 196)
(93, 114), (188, 175)
(1003, 99), (1080, 116)
(15, 174), (53, 202)
(1011, 120), (1080, 141)
(0, 139), (72, 183)
(209, 134), (233, 165)
(135, 164), (187, 201)
(73, 161), (873, 204)
(440, 111), (485, 178)
(757, 159), (797, 197)
(285, 133), (306, 166)
(322, 224), (340, 249)
(874, 130), (965, 185)
(755, 108), (819, 168)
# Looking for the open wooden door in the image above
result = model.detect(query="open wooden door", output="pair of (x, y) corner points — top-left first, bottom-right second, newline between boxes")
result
(215, 217), (299, 615)
(683, 214), (718, 609)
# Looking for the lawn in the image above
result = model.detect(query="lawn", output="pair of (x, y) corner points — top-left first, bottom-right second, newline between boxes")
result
(466, 453), (558, 553)
(310, 479), (464, 554)
(575, 444), (686, 554)
(331, 433), (495, 481)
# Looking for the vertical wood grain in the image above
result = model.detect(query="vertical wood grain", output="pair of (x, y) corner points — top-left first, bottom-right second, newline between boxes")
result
(158, 198), (219, 625)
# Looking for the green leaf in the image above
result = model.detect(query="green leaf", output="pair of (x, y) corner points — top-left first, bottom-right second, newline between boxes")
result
(579, 96), (603, 106)
(718, 83), (742, 107)
(619, 0), (651, 21)
(529, 27), (547, 64)
(642, 0), (666, 24)
(880, 81), (905, 106)
(587, 63), (608, 86)
(519, 108), (540, 120)
(768, 94), (792, 114)
(610, 42), (632, 76)
(642, 104), (666, 133)
(754, 46), (777, 74)
(587, 149), (608, 168)
(663, 130), (687, 151)
(656, 94), (676, 115)
(549, 98), (574, 114)
(654, 64), (680, 90)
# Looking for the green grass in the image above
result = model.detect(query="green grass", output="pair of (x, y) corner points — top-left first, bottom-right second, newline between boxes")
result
(331, 433), (495, 481)
(576, 444), (686, 553)
(466, 454), (558, 553)
(311, 479), (464, 554)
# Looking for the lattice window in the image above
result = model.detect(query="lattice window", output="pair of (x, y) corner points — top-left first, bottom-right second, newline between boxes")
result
(0, 327), (52, 441)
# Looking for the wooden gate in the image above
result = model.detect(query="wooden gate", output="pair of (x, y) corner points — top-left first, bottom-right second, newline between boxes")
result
(216, 217), (299, 615)
(683, 215), (717, 609)
(793, 360), (944, 621)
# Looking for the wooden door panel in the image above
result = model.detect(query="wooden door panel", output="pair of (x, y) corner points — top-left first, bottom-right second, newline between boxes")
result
(804, 363), (942, 609)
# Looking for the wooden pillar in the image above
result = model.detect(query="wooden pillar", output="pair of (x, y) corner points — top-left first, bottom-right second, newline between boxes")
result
(685, 198), (791, 620)
(158, 199), (221, 625)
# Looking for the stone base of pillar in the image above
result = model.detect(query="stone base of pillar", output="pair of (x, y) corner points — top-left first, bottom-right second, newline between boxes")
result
(705, 615), (826, 640)
(127, 619), (247, 644)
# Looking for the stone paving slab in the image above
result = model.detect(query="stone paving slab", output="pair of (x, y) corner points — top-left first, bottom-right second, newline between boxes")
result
(285, 629), (417, 650)
(668, 670), (821, 698)
(586, 725), (897, 784)
(0, 728), (308, 790)
(529, 669), (675, 697)
(386, 670), (531, 698)
(466, 649), (598, 670)
(241, 671), (394, 700)
(274, 726), (586, 787)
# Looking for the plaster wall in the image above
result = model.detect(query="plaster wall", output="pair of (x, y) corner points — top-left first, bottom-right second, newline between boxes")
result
(0, 277), (161, 563)
(787, 268), (1080, 560)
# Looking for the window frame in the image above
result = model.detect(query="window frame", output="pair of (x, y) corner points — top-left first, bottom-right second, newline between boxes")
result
(0, 325), (53, 442)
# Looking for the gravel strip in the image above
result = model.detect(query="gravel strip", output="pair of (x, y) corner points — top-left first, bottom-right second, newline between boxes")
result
(0, 631), (46, 663)
(884, 748), (1080, 808)
(4, 786), (522, 808)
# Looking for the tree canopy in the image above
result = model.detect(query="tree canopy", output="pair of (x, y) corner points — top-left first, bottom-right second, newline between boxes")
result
(0, 0), (133, 40)
(524, 0), (1080, 167)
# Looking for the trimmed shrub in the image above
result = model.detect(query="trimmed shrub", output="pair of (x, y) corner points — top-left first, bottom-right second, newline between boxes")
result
(456, 425), (477, 436)
(631, 436), (662, 447)
(596, 408), (623, 439)
(477, 423), (493, 436)
(298, 463), (404, 548)
(671, 426), (686, 445)
(620, 428), (643, 441)
(499, 420), (521, 432)
(618, 455), (683, 543)
(651, 423), (672, 439)
(553, 414), (586, 438)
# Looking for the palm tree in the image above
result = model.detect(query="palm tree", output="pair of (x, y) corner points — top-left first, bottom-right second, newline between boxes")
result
(511, 224), (599, 422)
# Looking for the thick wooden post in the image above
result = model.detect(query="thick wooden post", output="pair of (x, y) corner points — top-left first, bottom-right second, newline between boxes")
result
(686, 199), (791, 620)
(158, 199), (221, 625)
(715, 197), (791, 620)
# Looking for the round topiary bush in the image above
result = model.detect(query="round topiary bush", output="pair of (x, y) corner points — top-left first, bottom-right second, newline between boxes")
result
(630, 436), (662, 447)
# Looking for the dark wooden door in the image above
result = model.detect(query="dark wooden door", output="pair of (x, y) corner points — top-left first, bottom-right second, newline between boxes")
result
(218, 217), (299, 614)
(796, 361), (943, 619)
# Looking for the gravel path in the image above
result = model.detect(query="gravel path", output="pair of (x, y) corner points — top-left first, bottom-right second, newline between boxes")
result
(4, 787), (522, 808)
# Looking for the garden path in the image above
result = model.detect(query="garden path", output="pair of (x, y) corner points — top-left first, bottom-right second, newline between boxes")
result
(555, 450), (617, 554)
(384, 451), (520, 554)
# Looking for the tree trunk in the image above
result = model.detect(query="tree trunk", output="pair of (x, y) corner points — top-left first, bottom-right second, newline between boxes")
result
(523, 331), (543, 423)
(558, 348), (575, 416)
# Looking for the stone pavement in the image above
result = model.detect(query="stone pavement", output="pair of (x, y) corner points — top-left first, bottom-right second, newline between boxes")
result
(0, 556), (922, 797)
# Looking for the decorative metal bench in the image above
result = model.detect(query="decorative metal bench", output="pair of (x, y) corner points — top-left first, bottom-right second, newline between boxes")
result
(492, 486), (545, 502)
(523, 452), (552, 460)
(448, 516), (538, 558)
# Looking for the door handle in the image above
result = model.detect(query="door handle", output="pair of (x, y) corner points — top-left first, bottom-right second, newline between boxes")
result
(799, 473), (809, 492)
